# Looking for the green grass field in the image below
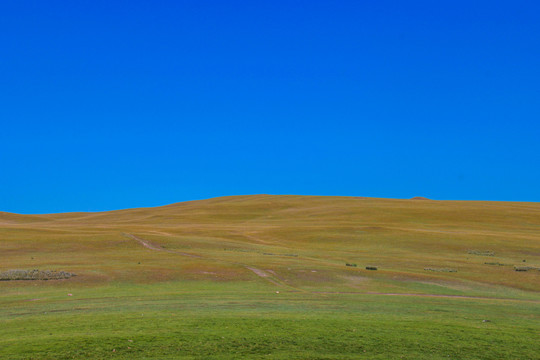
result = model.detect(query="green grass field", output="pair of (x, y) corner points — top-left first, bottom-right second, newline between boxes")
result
(1, 195), (539, 359)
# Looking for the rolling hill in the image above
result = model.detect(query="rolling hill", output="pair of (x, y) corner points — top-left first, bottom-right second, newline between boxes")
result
(1, 195), (539, 359)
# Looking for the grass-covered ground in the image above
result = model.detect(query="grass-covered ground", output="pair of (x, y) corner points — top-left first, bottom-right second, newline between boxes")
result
(1, 195), (539, 359)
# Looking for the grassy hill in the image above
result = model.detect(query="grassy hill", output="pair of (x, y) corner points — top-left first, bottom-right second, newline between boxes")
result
(1, 195), (539, 359)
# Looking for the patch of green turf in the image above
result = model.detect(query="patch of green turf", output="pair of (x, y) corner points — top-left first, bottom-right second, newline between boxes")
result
(1, 282), (539, 360)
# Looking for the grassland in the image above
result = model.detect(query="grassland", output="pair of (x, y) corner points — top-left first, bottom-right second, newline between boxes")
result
(1, 195), (539, 359)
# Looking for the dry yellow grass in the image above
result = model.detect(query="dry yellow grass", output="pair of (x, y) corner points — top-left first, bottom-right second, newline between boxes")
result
(1, 195), (539, 294)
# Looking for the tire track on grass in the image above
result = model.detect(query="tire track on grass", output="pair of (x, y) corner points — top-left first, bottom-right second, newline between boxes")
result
(123, 233), (302, 291)
(123, 233), (201, 258)
(122, 234), (538, 302)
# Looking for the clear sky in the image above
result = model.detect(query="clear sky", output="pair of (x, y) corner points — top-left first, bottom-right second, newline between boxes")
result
(1, 0), (539, 214)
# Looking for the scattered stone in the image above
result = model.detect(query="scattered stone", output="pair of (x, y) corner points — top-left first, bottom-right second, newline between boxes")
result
(0, 269), (76, 281)
(514, 266), (540, 272)
(263, 252), (298, 257)
(424, 268), (457, 273)
(468, 250), (494, 256)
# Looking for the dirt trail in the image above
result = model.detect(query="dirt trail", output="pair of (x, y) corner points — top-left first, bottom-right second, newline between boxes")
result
(124, 233), (299, 290)
(244, 267), (269, 277)
(123, 233), (201, 258)
(245, 267), (283, 286)
(148, 230), (175, 237)
(122, 233), (540, 302)
(125, 233), (162, 251)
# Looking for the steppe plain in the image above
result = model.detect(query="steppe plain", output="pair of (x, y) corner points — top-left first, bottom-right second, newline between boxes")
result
(1, 195), (539, 359)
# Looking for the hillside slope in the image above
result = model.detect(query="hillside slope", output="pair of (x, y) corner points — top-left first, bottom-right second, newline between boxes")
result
(2, 195), (539, 294)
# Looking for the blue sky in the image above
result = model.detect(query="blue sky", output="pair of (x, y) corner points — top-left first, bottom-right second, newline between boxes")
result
(1, 0), (539, 213)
